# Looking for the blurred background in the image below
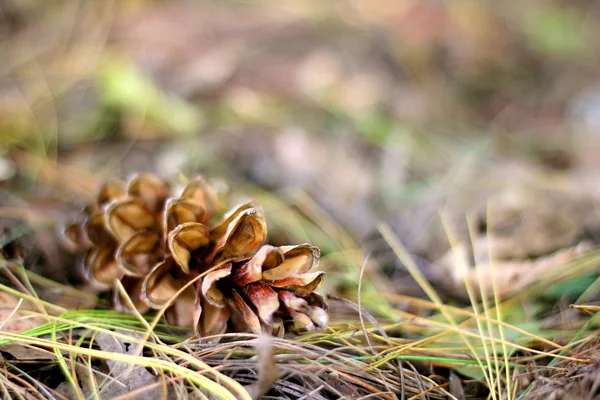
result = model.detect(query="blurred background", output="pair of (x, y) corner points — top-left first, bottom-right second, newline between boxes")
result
(3, 0), (600, 304)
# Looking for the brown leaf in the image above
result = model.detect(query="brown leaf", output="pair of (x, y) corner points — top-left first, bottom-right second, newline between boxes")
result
(0, 343), (54, 360)
(449, 371), (466, 400)
(261, 244), (319, 280)
(117, 230), (161, 277)
(94, 331), (166, 399)
(242, 282), (279, 324)
(167, 222), (210, 273)
(0, 292), (46, 334)
(105, 198), (155, 243)
(434, 239), (594, 300)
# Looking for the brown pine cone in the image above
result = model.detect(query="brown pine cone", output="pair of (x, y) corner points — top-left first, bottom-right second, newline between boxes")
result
(64, 174), (328, 336)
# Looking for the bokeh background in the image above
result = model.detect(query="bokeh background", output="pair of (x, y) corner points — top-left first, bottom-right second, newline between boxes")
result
(3, 0), (600, 302)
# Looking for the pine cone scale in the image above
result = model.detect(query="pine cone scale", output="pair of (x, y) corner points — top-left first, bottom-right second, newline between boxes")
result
(105, 199), (155, 242)
(229, 288), (262, 334)
(230, 258), (261, 286)
(201, 263), (232, 307)
(116, 230), (161, 277)
(142, 258), (186, 308)
(242, 282), (280, 324)
(261, 244), (319, 280)
(266, 271), (326, 296)
(167, 222), (210, 273)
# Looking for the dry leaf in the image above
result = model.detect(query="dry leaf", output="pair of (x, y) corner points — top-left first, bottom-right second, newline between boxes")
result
(0, 343), (54, 360)
(94, 331), (167, 399)
(0, 292), (46, 333)
(434, 238), (594, 299)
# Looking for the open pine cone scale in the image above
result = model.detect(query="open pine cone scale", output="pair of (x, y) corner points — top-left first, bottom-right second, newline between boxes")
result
(65, 174), (328, 336)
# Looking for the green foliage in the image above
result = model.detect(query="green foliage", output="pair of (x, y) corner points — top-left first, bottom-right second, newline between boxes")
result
(97, 57), (204, 135)
(524, 8), (587, 56)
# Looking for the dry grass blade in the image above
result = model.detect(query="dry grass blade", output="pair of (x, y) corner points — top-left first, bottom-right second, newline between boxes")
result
(377, 222), (496, 383)
(0, 327), (250, 400)
(375, 221), (590, 400)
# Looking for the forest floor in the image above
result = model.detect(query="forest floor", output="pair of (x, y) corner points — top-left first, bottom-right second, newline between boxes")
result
(2, 1), (600, 399)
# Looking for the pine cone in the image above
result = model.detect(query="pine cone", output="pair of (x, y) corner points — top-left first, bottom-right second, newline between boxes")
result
(65, 174), (328, 336)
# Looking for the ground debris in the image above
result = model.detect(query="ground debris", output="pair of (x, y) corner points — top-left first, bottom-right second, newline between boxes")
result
(523, 343), (600, 400)
(0, 291), (47, 333)
(524, 362), (600, 399)
(55, 330), (173, 400)
(0, 343), (54, 360)
(95, 331), (170, 399)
